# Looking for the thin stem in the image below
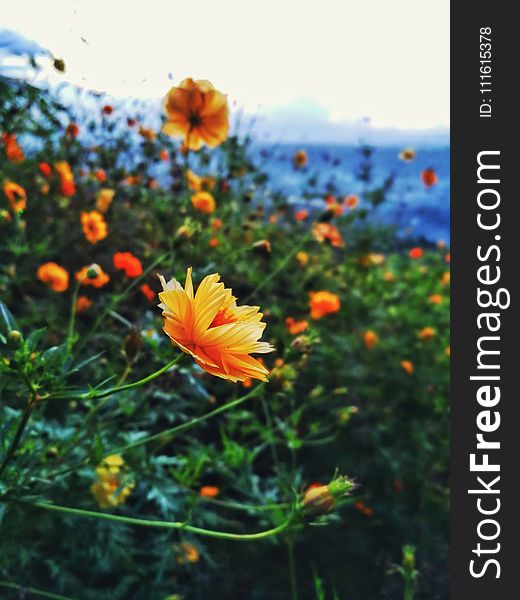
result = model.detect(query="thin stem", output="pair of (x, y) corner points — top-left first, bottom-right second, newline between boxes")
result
(0, 580), (78, 600)
(287, 536), (299, 600)
(201, 496), (289, 513)
(66, 279), (81, 351)
(116, 362), (132, 387)
(25, 501), (292, 541)
(0, 397), (36, 480)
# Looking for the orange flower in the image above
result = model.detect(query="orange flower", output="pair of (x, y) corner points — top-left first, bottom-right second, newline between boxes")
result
(344, 195), (359, 209)
(295, 209), (309, 221)
(158, 268), (274, 382)
(65, 123), (79, 137)
(355, 501), (374, 517)
(37, 262), (69, 292)
(211, 217), (223, 231)
(138, 126), (156, 141)
(445, 252), (451, 264)
(113, 252), (143, 278)
(192, 191), (216, 214)
(2, 132), (25, 163)
(441, 271), (450, 286)
(313, 223), (343, 248)
(102, 104), (113, 115)
(325, 198), (344, 217)
(199, 485), (220, 498)
(421, 168), (438, 187)
(293, 149), (308, 168)
(209, 237), (220, 248)
(429, 294), (443, 304)
(296, 251), (309, 266)
(309, 291), (341, 319)
(94, 168), (106, 183)
(55, 161), (76, 197)
(140, 283), (155, 302)
(445, 346), (451, 357)
(418, 326), (436, 340)
(81, 211), (108, 244)
(285, 317), (308, 335)
(176, 542), (200, 564)
(76, 295), (93, 313)
(399, 148), (415, 161)
(383, 270), (395, 282)
(363, 330), (379, 350)
(76, 264), (110, 288)
(159, 149), (169, 161)
(3, 181), (26, 211)
(409, 247), (423, 259)
(96, 188), (115, 213)
(186, 169), (216, 192)
(38, 162), (52, 177)
(252, 239), (271, 255)
(400, 360), (414, 374)
(163, 78), (229, 151)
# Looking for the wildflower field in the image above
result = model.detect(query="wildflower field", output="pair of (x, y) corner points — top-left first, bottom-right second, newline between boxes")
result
(0, 72), (449, 599)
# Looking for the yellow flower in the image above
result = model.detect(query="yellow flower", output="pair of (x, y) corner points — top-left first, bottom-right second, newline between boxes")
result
(158, 268), (274, 382)
(296, 251), (309, 266)
(163, 79), (229, 151)
(81, 211), (108, 244)
(191, 191), (216, 214)
(91, 454), (134, 509)
(96, 188), (115, 213)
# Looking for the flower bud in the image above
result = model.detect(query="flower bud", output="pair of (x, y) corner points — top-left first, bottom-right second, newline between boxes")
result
(301, 475), (355, 519)
(6, 329), (23, 349)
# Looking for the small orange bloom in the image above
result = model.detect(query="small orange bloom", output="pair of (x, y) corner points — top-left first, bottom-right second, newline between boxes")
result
(399, 148), (415, 161)
(313, 223), (343, 248)
(139, 126), (156, 141)
(37, 262), (69, 292)
(409, 247), (423, 259)
(344, 195), (359, 209)
(209, 237), (219, 248)
(309, 291), (341, 319)
(295, 209), (309, 221)
(401, 360), (414, 374)
(76, 264), (110, 288)
(2, 132), (25, 163)
(293, 149), (308, 168)
(81, 211), (108, 244)
(441, 271), (451, 286)
(159, 149), (169, 161)
(363, 330), (379, 350)
(94, 168), (106, 183)
(418, 326), (436, 340)
(65, 123), (79, 137)
(296, 251), (309, 266)
(211, 217), (223, 231)
(383, 271), (395, 282)
(421, 168), (438, 187)
(177, 542), (200, 564)
(192, 191), (216, 214)
(445, 346), (451, 357)
(113, 252), (143, 278)
(445, 252), (451, 263)
(285, 317), (309, 335)
(39, 162), (52, 177)
(163, 78), (229, 151)
(3, 181), (26, 211)
(199, 485), (220, 498)
(76, 295), (93, 313)
(325, 198), (345, 217)
(96, 188), (115, 213)
(186, 169), (216, 192)
(102, 104), (113, 115)
(55, 161), (76, 197)
(252, 239), (271, 255)
(140, 283), (155, 302)
(429, 294), (443, 304)
(355, 501), (374, 517)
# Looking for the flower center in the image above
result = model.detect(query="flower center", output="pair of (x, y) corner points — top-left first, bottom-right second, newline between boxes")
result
(209, 308), (237, 328)
(188, 113), (202, 127)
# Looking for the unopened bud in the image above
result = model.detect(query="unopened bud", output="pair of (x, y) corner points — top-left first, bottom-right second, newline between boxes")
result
(124, 327), (142, 363)
(301, 475), (355, 520)
(7, 330), (23, 349)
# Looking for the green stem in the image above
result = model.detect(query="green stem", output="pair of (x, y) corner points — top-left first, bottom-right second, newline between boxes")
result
(403, 576), (415, 600)
(66, 279), (81, 351)
(287, 537), (298, 600)
(0, 398), (36, 480)
(26, 501), (291, 541)
(0, 580), (78, 600)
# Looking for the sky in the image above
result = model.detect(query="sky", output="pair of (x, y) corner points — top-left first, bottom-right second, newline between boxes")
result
(1, 0), (449, 143)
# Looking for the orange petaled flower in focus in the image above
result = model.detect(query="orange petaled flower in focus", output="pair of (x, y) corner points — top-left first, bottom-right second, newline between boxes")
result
(418, 326), (436, 340)
(2, 133), (25, 163)
(344, 195), (359, 209)
(199, 485), (220, 498)
(140, 284), (155, 302)
(81, 211), (108, 244)
(313, 223), (343, 248)
(285, 317), (309, 335)
(309, 291), (341, 319)
(295, 209), (309, 221)
(37, 262), (69, 292)
(3, 181), (26, 212)
(158, 268), (274, 382)
(54, 161), (76, 197)
(363, 330), (379, 350)
(39, 162), (52, 177)
(76, 295), (93, 313)
(421, 168), (438, 187)
(113, 252), (143, 278)
(401, 360), (414, 374)
(409, 247), (423, 259)
(163, 79), (229, 151)
(293, 149), (308, 168)
(96, 188), (115, 213)
(76, 264), (110, 288)
(192, 191), (216, 214)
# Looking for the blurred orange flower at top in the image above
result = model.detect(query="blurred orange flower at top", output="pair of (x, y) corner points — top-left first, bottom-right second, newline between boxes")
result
(192, 191), (216, 214)
(400, 360), (414, 374)
(55, 161), (76, 197)
(65, 123), (79, 137)
(363, 330), (379, 350)
(76, 264), (110, 288)
(2, 132), (25, 163)
(421, 168), (438, 187)
(344, 195), (359, 209)
(199, 485), (220, 498)
(76, 295), (93, 313)
(186, 169), (216, 192)
(102, 104), (113, 115)
(113, 252), (143, 278)
(3, 181), (27, 212)
(94, 168), (106, 183)
(294, 209), (309, 221)
(158, 268), (274, 382)
(399, 148), (416, 161)
(313, 223), (344, 248)
(96, 188), (115, 213)
(285, 317), (309, 335)
(309, 291), (341, 319)
(409, 247), (423, 259)
(418, 326), (436, 340)
(163, 78), (229, 151)
(140, 283), (155, 302)
(293, 149), (308, 168)
(38, 162), (52, 178)
(37, 262), (69, 292)
(81, 211), (108, 244)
